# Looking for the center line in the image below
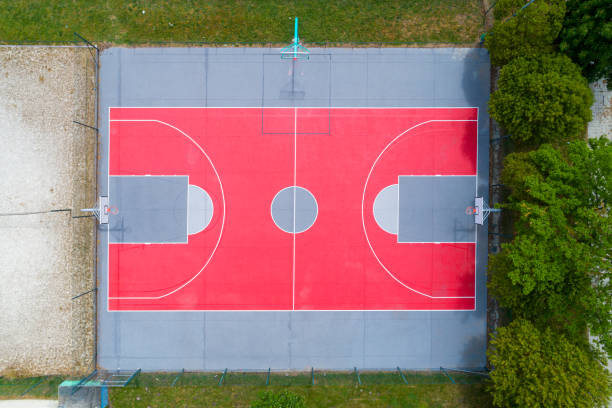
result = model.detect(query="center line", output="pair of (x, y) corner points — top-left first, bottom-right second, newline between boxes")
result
(292, 106), (297, 311)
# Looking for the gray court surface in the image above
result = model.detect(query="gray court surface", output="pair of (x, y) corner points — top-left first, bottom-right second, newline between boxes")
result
(109, 176), (188, 243)
(397, 176), (476, 243)
(98, 47), (490, 371)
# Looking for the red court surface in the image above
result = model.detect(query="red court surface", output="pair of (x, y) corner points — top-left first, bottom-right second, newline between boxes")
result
(108, 107), (478, 311)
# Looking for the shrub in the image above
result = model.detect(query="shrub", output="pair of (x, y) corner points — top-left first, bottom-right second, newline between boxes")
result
(489, 53), (592, 145)
(485, 0), (565, 66)
(488, 319), (611, 408)
(250, 390), (306, 408)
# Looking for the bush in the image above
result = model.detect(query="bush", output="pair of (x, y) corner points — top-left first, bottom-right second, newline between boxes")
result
(488, 319), (612, 408)
(250, 390), (306, 408)
(489, 138), (612, 355)
(485, 0), (565, 66)
(489, 53), (593, 145)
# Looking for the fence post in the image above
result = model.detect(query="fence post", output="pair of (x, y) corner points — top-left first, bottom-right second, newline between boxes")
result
(218, 369), (227, 386)
(440, 367), (456, 384)
(21, 377), (45, 396)
(71, 287), (97, 300)
(396, 367), (409, 385)
(354, 367), (362, 386)
(171, 369), (184, 387)
(125, 369), (141, 386)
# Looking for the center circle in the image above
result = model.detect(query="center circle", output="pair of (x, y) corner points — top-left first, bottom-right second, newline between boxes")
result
(271, 186), (318, 234)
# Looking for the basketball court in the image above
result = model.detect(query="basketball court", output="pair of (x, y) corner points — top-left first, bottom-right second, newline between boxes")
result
(97, 46), (490, 370)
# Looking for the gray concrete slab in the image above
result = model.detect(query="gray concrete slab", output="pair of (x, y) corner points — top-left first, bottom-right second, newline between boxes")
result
(397, 176), (476, 243)
(109, 176), (188, 243)
(263, 54), (331, 108)
(98, 47), (490, 371)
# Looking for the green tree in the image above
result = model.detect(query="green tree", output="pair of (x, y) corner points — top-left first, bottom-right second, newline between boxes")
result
(488, 319), (611, 408)
(484, 0), (566, 66)
(560, 0), (612, 87)
(489, 138), (612, 354)
(489, 54), (593, 145)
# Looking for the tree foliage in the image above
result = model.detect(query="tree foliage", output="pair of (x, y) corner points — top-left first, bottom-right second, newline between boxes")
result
(488, 319), (611, 408)
(489, 138), (612, 355)
(485, 0), (565, 66)
(560, 0), (612, 86)
(489, 54), (593, 145)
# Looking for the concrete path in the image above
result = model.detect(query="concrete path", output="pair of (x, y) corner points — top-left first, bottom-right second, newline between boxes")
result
(0, 401), (57, 408)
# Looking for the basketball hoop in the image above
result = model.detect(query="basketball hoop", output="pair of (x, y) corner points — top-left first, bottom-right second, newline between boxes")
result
(465, 206), (478, 215)
(81, 196), (117, 224)
(104, 205), (119, 215)
(467, 197), (501, 225)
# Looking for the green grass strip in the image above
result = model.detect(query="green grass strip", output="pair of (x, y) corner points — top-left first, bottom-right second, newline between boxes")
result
(20, 378), (44, 396)
(0, 0), (484, 44)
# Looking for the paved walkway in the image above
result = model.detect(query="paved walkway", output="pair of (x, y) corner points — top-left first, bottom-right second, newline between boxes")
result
(0, 401), (57, 408)
(588, 79), (611, 140)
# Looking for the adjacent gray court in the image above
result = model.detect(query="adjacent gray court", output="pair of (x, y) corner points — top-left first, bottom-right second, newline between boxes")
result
(98, 47), (490, 371)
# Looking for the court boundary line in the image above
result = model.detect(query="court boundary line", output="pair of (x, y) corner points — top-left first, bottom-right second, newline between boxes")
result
(107, 116), (226, 301)
(111, 106), (481, 109)
(474, 107), (480, 310)
(293, 106), (296, 310)
(291, 107), (298, 310)
(106, 308), (476, 312)
(106, 107), (481, 312)
(361, 118), (478, 300)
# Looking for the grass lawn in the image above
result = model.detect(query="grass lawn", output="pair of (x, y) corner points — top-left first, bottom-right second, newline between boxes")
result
(0, 0), (484, 44)
(110, 384), (492, 408)
(0, 376), (65, 399)
(107, 371), (492, 407)
(0, 371), (493, 406)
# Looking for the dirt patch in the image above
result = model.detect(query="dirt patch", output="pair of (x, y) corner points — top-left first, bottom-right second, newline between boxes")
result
(0, 46), (97, 376)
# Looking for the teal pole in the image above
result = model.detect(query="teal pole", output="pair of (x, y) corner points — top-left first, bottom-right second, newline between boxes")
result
(294, 17), (299, 43)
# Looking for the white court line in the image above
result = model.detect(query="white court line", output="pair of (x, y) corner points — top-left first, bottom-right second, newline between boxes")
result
(107, 118), (226, 300)
(108, 308), (476, 312)
(106, 108), (480, 311)
(112, 106), (480, 109)
(186, 175), (190, 239)
(361, 119), (478, 300)
(292, 106), (297, 311)
(474, 107), (480, 308)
